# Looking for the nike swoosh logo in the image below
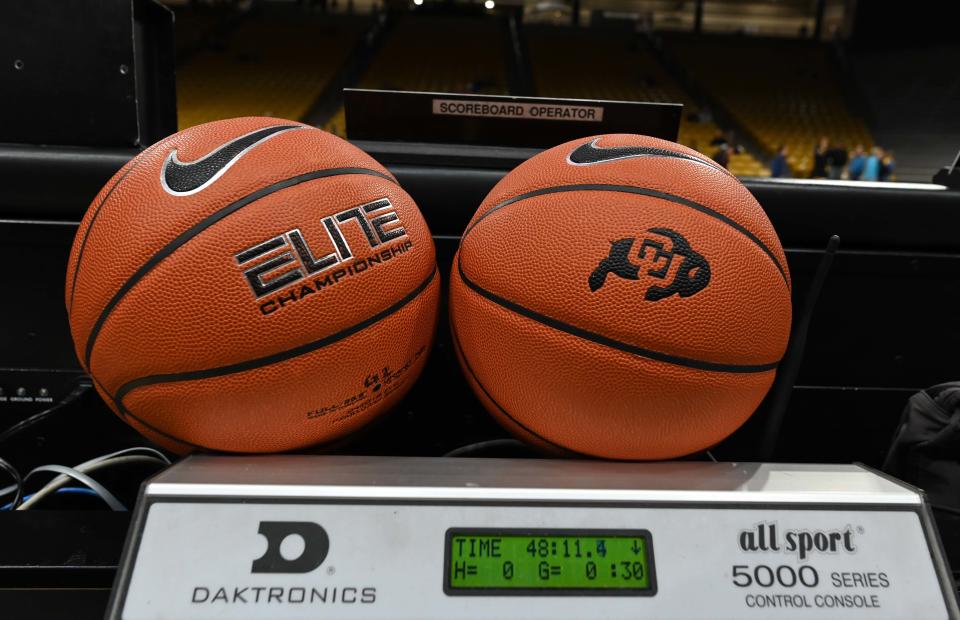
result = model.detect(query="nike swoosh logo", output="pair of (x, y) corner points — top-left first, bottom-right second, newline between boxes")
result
(161, 124), (303, 195)
(567, 137), (726, 173)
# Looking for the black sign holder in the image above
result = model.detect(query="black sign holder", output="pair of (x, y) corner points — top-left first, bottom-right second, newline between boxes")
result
(344, 89), (681, 149)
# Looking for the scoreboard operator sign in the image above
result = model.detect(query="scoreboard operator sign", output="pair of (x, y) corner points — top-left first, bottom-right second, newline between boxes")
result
(343, 89), (683, 149)
(432, 99), (603, 122)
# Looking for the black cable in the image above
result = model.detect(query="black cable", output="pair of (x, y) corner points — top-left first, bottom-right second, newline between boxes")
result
(0, 377), (92, 446)
(932, 503), (960, 518)
(443, 438), (529, 458)
(0, 456), (23, 510)
(759, 235), (840, 460)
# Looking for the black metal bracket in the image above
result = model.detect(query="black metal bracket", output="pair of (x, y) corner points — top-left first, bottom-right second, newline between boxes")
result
(758, 235), (841, 460)
(933, 149), (960, 190)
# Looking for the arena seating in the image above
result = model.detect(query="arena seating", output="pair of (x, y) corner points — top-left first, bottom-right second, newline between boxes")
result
(323, 106), (348, 138)
(175, 12), (880, 181)
(320, 14), (510, 139)
(172, 7), (226, 58)
(527, 26), (767, 177)
(851, 44), (960, 182)
(357, 14), (508, 95)
(176, 12), (369, 129)
(664, 34), (873, 176)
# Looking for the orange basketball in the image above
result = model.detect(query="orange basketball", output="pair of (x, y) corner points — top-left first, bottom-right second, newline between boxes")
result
(450, 134), (791, 460)
(66, 117), (439, 453)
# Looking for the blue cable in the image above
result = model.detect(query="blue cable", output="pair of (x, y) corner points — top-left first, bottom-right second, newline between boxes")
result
(1, 486), (99, 511)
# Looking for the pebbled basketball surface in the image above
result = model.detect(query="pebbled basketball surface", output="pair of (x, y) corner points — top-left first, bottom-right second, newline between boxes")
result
(67, 117), (439, 453)
(450, 134), (792, 460)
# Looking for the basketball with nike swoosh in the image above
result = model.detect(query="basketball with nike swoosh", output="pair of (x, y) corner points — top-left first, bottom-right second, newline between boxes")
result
(450, 134), (792, 459)
(66, 117), (439, 453)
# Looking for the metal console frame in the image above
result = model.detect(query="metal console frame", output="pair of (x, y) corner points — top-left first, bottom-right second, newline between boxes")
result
(106, 456), (960, 618)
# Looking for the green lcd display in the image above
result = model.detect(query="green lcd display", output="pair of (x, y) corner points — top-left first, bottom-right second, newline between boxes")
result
(445, 529), (655, 596)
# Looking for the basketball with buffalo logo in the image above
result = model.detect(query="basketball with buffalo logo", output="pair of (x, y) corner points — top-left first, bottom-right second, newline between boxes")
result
(449, 134), (792, 459)
(66, 117), (439, 453)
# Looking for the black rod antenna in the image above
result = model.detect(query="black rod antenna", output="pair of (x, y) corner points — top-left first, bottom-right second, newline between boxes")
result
(758, 235), (841, 460)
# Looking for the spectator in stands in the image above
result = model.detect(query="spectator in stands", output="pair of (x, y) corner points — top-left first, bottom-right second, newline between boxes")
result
(827, 143), (848, 179)
(880, 150), (896, 181)
(770, 145), (790, 178)
(709, 130), (744, 166)
(812, 136), (830, 178)
(713, 143), (730, 169)
(862, 147), (884, 181)
(848, 145), (866, 181)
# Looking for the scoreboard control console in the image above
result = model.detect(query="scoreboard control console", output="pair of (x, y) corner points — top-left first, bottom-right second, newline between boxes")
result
(107, 456), (958, 619)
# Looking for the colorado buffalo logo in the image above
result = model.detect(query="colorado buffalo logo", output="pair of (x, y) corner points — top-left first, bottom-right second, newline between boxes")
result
(588, 227), (711, 301)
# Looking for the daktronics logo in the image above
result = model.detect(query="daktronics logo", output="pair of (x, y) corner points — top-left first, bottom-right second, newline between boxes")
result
(251, 521), (330, 574)
(190, 520), (377, 606)
(235, 197), (413, 315)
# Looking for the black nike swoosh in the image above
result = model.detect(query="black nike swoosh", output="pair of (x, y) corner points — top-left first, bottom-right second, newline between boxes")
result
(568, 137), (727, 173)
(161, 124), (303, 195)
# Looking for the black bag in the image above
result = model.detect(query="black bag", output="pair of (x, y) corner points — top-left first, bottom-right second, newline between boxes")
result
(883, 382), (960, 578)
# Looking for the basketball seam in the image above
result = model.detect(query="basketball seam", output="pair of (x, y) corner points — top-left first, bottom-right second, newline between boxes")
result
(457, 257), (779, 374)
(119, 402), (360, 454)
(90, 374), (205, 451)
(462, 183), (789, 286)
(448, 305), (583, 457)
(125, 413), (208, 451)
(110, 266), (437, 410)
(82, 167), (397, 371)
(68, 158), (146, 315)
(102, 370), (354, 454)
